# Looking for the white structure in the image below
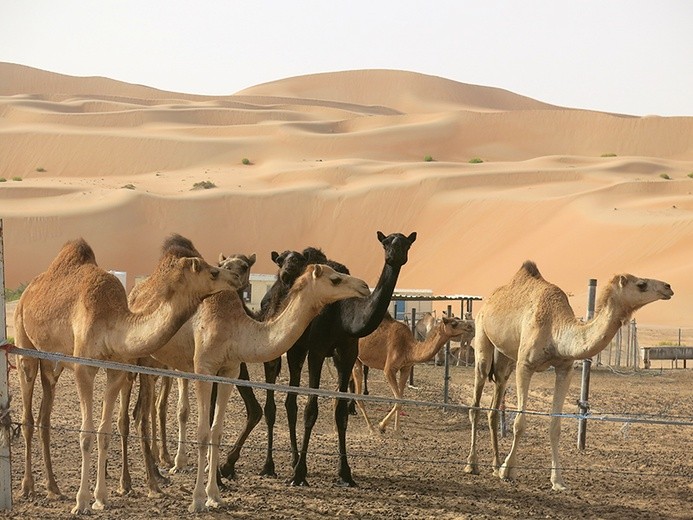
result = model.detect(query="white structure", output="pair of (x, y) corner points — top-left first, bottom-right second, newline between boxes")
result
(246, 273), (278, 312)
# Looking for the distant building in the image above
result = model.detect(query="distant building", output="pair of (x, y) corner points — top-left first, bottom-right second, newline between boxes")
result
(246, 273), (278, 312)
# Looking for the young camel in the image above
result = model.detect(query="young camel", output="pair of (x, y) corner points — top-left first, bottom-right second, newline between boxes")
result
(14, 235), (243, 514)
(353, 313), (474, 433)
(128, 261), (370, 512)
(464, 260), (673, 490)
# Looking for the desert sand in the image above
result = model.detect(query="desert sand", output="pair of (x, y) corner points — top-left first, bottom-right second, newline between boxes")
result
(1, 63), (692, 329)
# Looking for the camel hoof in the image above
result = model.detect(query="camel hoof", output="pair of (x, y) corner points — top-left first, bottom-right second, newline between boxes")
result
(205, 497), (223, 509)
(287, 477), (309, 487)
(552, 481), (568, 491)
(71, 506), (93, 515)
(463, 464), (479, 475)
(91, 500), (107, 511)
(188, 503), (207, 514)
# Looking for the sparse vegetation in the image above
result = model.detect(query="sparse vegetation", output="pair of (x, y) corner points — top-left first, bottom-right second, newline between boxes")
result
(601, 153), (617, 157)
(192, 180), (216, 190)
(423, 155), (434, 162)
(5, 283), (27, 302)
(36, 167), (46, 172)
(12, 176), (22, 181)
(242, 158), (252, 165)
(0, 178), (6, 182)
(121, 184), (136, 190)
(469, 157), (484, 164)
(687, 172), (693, 179)
(659, 173), (671, 180)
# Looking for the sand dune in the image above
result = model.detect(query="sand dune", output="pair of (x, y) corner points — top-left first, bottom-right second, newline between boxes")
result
(1, 62), (692, 328)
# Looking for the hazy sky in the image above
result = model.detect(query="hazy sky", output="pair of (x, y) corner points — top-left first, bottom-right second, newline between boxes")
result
(2, 1), (691, 116)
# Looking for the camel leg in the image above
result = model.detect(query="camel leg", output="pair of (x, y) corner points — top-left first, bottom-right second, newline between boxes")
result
(498, 362), (534, 482)
(205, 368), (238, 509)
(72, 364), (98, 515)
(352, 359), (375, 432)
(93, 368), (129, 510)
(285, 344), (308, 472)
(219, 362), (263, 481)
(487, 354), (514, 475)
(464, 320), (493, 475)
(171, 377), (190, 473)
(549, 363), (574, 491)
(37, 359), (64, 499)
(393, 367), (411, 432)
(332, 342), (359, 487)
(18, 355), (38, 499)
(155, 375), (174, 467)
(190, 378), (215, 513)
(137, 373), (167, 497)
(288, 349), (325, 487)
(116, 372), (135, 495)
(379, 366), (406, 433)
(259, 358), (281, 477)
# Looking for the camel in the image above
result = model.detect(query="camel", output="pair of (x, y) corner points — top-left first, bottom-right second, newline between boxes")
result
(464, 260), (673, 490)
(352, 313), (474, 433)
(114, 252), (257, 498)
(217, 232), (417, 487)
(13, 234), (244, 514)
(433, 312), (476, 366)
(127, 258), (371, 512)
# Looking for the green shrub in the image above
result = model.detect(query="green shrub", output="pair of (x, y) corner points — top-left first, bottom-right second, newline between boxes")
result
(423, 155), (433, 162)
(5, 283), (27, 302)
(659, 173), (671, 180)
(242, 158), (251, 165)
(192, 180), (216, 190)
(12, 176), (22, 181)
(469, 157), (484, 164)
(36, 167), (46, 172)
(687, 172), (693, 179)
(121, 184), (136, 190)
(0, 178), (6, 182)
(601, 153), (617, 157)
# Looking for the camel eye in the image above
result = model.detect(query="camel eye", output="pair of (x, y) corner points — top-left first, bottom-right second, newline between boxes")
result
(210, 269), (219, 280)
(636, 280), (647, 291)
(330, 276), (342, 286)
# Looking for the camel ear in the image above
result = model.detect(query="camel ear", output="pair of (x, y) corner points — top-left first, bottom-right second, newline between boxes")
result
(218, 253), (226, 263)
(247, 253), (257, 267)
(312, 264), (323, 278)
(271, 251), (280, 264)
(377, 231), (386, 242)
(618, 275), (629, 288)
(408, 232), (417, 243)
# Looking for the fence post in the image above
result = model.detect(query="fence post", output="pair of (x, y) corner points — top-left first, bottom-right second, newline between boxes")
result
(0, 219), (13, 511)
(577, 278), (597, 450)
(409, 308), (416, 386)
(443, 305), (452, 405)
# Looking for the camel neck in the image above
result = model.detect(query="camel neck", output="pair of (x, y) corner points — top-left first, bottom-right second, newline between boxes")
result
(411, 329), (449, 364)
(563, 296), (630, 360)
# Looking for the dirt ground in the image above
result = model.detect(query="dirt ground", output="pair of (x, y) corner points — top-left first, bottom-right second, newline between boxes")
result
(2, 357), (692, 520)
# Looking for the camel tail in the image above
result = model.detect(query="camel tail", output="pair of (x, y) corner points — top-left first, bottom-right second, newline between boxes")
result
(487, 355), (496, 383)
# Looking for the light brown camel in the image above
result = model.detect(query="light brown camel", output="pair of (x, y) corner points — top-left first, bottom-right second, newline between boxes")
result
(429, 312), (476, 366)
(13, 235), (244, 514)
(128, 262), (370, 512)
(115, 252), (257, 497)
(464, 261), (673, 490)
(353, 313), (474, 433)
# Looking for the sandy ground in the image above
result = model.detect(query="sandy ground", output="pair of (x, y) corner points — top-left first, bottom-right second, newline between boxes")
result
(2, 359), (691, 520)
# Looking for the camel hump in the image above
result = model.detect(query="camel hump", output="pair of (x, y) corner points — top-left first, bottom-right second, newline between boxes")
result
(520, 260), (542, 279)
(162, 233), (201, 258)
(52, 238), (97, 268)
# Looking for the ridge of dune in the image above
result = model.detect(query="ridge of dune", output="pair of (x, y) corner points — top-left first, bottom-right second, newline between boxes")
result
(1, 63), (693, 330)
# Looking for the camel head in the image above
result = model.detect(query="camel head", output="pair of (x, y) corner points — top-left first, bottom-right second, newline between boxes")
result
(291, 263), (370, 306)
(599, 273), (674, 316)
(440, 316), (475, 341)
(219, 252), (256, 290)
(171, 256), (243, 299)
(271, 250), (309, 286)
(376, 231), (417, 267)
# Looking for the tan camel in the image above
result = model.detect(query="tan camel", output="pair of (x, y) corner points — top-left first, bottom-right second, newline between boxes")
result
(430, 312), (476, 366)
(464, 261), (673, 490)
(117, 252), (256, 489)
(128, 262), (370, 512)
(353, 313), (474, 433)
(14, 235), (243, 514)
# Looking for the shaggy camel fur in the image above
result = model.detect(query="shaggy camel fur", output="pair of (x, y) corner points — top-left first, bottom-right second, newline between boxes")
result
(14, 235), (242, 514)
(353, 313), (474, 432)
(128, 262), (370, 512)
(464, 261), (673, 490)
